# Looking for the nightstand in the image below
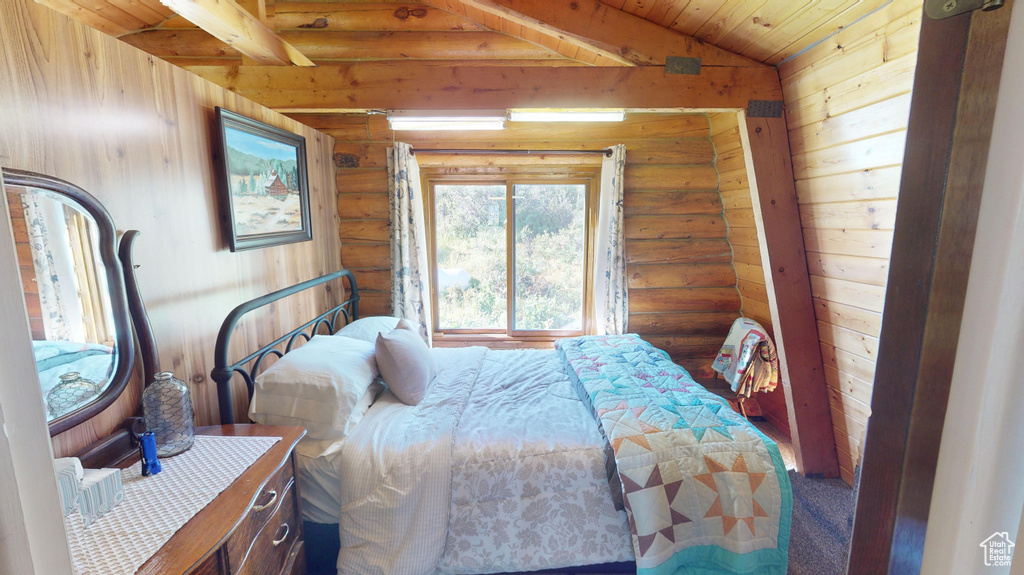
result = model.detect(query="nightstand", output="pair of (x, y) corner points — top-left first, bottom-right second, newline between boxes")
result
(134, 424), (307, 575)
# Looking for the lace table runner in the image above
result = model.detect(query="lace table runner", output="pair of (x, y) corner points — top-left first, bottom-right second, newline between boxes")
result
(64, 434), (280, 574)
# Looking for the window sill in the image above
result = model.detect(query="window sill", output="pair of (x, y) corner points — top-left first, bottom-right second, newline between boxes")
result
(431, 333), (574, 350)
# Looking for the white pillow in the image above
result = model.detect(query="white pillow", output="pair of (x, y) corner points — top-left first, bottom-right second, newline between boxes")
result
(335, 316), (415, 343)
(249, 335), (378, 440)
(294, 380), (384, 459)
(375, 328), (438, 406)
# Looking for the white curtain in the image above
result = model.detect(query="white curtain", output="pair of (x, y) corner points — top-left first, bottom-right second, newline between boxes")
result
(387, 143), (432, 344)
(23, 195), (85, 342)
(592, 144), (628, 335)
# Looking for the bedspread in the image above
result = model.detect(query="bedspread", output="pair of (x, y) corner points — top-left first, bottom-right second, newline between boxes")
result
(336, 347), (633, 575)
(439, 349), (632, 573)
(558, 335), (792, 575)
(337, 347), (488, 575)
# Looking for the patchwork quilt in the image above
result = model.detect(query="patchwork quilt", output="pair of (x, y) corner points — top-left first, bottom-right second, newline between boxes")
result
(558, 334), (792, 575)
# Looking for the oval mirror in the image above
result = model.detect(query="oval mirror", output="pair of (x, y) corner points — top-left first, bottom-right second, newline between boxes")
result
(3, 168), (135, 435)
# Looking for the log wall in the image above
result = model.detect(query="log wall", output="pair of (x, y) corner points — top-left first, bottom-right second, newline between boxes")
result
(780, 0), (922, 484)
(709, 112), (790, 438)
(304, 112), (742, 377)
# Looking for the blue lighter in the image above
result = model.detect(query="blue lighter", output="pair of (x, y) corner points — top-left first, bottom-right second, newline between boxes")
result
(139, 431), (162, 476)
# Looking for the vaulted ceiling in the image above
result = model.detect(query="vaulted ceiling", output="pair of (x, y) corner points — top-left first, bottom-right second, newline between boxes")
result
(40, 0), (892, 69)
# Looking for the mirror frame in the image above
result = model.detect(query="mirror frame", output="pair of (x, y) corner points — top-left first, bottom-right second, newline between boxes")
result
(2, 168), (136, 436)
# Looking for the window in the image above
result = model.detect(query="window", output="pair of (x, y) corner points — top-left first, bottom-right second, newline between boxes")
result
(423, 167), (599, 340)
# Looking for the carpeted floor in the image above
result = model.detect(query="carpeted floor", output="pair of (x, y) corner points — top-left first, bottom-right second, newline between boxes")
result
(755, 421), (858, 575)
(786, 467), (857, 575)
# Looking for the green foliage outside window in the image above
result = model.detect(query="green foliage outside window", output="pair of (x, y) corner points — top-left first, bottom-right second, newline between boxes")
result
(434, 182), (585, 332)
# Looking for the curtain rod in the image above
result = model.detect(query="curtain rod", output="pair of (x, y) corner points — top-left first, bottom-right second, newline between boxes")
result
(409, 148), (614, 157)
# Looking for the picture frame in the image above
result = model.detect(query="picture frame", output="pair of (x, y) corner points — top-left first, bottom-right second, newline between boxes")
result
(214, 107), (312, 252)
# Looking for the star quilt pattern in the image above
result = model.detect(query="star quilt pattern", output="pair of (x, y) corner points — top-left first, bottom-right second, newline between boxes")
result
(557, 335), (792, 575)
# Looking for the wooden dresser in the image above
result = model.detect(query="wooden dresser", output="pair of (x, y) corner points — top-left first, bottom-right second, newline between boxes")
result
(132, 425), (308, 575)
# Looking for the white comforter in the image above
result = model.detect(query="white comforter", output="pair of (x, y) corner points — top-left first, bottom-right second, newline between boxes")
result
(336, 347), (633, 575)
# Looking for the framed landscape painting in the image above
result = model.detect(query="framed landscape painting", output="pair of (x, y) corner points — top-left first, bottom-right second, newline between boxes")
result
(215, 107), (312, 251)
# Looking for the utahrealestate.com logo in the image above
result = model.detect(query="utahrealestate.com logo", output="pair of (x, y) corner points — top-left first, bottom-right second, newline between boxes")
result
(980, 532), (1015, 567)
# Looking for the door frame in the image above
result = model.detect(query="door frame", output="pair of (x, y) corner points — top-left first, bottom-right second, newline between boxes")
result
(848, 2), (1014, 572)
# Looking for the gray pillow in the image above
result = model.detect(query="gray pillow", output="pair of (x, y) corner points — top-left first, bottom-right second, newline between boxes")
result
(374, 328), (438, 406)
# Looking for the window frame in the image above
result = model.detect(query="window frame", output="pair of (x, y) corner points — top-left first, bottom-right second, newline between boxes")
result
(421, 165), (601, 344)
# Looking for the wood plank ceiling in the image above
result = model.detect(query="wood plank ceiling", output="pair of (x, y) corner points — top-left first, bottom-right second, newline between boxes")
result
(41, 0), (894, 68)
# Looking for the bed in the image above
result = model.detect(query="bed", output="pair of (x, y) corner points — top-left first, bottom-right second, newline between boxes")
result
(212, 270), (792, 575)
(34, 340), (115, 417)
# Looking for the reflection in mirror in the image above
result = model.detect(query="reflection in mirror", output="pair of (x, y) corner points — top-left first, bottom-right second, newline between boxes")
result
(8, 186), (118, 420)
(2, 168), (135, 434)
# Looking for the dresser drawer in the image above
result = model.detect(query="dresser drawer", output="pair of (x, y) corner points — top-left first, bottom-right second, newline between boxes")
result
(226, 459), (302, 575)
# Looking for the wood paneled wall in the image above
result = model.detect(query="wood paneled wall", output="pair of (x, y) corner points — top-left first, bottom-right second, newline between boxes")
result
(709, 113), (790, 438)
(0, 0), (340, 457)
(779, 0), (922, 484)
(300, 112), (740, 377)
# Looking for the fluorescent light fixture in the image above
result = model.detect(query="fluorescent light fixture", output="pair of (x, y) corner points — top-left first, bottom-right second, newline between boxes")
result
(508, 109), (626, 123)
(387, 110), (506, 131)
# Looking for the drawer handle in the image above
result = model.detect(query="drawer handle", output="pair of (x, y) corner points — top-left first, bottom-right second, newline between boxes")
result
(253, 489), (277, 512)
(272, 523), (290, 547)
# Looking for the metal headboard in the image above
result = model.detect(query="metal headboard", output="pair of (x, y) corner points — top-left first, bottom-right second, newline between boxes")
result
(211, 269), (359, 424)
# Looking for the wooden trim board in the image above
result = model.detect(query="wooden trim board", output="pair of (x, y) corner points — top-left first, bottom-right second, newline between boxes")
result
(848, 2), (1013, 572)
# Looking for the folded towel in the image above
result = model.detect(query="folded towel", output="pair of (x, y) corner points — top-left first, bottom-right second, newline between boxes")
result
(53, 457), (84, 516)
(54, 457), (84, 481)
(79, 468), (124, 526)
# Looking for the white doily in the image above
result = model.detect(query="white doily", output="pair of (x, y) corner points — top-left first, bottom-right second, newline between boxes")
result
(64, 434), (280, 574)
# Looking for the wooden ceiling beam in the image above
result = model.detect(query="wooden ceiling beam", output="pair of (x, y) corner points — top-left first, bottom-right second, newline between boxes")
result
(186, 63), (782, 112)
(121, 29), (573, 61)
(161, 56), (591, 68)
(420, 0), (765, 68)
(159, 0), (314, 66)
(268, 3), (485, 31)
(234, 0), (266, 66)
(235, 0), (264, 22)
